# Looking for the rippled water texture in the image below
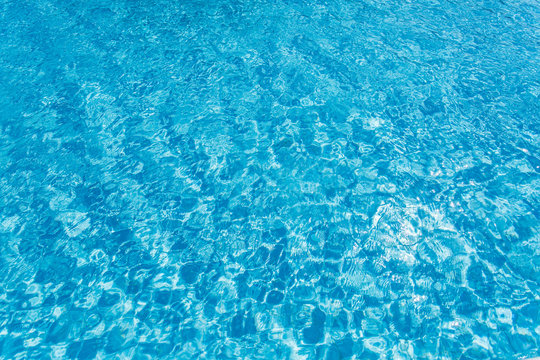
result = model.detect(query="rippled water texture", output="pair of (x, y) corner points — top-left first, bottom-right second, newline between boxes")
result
(1, 0), (539, 359)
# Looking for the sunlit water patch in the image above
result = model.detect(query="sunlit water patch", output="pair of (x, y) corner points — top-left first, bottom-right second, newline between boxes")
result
(0, 0), (539, 359)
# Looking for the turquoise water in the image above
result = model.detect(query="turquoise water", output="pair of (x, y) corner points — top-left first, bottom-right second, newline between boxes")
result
(1, 0), (539, 359)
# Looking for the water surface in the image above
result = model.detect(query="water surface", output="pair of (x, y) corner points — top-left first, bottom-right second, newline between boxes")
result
(0, 0), (539, 359)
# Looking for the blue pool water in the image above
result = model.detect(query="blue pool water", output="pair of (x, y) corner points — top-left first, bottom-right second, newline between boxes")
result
(1, 0), (539, 359)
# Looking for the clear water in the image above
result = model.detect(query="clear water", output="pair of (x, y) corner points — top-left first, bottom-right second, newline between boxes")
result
(0, 0), (539, 359)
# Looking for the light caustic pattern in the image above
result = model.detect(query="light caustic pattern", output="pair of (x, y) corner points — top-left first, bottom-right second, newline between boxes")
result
(0, 0), (539, 359)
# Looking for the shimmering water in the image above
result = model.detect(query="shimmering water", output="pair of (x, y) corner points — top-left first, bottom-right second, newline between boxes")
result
(1, 0), (539, 359)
